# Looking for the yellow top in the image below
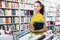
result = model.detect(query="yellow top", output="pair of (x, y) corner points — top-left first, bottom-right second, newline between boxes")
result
(30, 13), (44, 36)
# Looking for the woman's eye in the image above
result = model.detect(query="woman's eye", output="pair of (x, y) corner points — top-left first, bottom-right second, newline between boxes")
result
(34, 6), (36, 7)
(37, 6), (39, 7)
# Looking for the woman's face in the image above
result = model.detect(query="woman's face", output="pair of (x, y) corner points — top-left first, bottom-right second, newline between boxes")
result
(34, 3), (41, 13)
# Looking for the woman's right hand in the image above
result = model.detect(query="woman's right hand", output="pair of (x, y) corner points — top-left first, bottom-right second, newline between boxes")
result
(28, 24), (35, 32)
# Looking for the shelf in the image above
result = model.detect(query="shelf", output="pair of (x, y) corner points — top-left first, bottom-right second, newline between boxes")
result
(20, 2), (34, 5)
(55, 16), (60, 17)
(10, 30), (19, 32)
(20, 8), (34, 10)
(55, 20), (60, 22)
(0, 23), (19, 25)
(56, 25), (60, 26)
(0, 16), (19, 18)
(0, 7), (19, 10)
(21, 15), (32, 17)
(1, 0), (19, 3)
(47, 16), (54, 17)
(21, 23), (29, 24)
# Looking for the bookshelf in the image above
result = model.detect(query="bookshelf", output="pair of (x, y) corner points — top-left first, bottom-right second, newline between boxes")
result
(0, 0), (20, 33)
(19, 0), (35, 31)
(20, 9), (33, 31)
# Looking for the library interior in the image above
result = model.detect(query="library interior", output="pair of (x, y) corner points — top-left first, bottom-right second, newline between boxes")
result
(0, 0), (60, 40)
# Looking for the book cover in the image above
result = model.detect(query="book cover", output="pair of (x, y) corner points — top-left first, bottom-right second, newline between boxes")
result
(33, 22), (44, 30)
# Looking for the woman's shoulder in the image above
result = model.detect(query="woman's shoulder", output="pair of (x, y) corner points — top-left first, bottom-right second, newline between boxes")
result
(38, 13), (43, 17)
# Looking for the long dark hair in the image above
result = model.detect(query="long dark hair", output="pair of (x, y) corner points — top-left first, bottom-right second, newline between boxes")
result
(35, 1), (44, 15)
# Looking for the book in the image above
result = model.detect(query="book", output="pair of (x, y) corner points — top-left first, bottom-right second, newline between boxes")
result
(11, 3), (18, 8)
(24, 10), (29, 16)
(0, 2), (2, 8)
(21, 17), (25, 23)
(5, 10), (11, 23)
(16, 25), (20, 30)
(33, 22), (44, 30)
(16, 10), (19, 16)
(2, 1), (5, 8)
(24, 17), (27, 23)
(12, 10), (16, 16)
(0, 9), (4, 16)
(20, 10), (25, 16)
(27, 17), (31, 23)
(21, 24), (27, 31)
(30, 10), (33, 15)
(5, 2), (11, 8)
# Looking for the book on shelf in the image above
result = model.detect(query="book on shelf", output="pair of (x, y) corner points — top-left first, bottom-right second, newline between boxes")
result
(15, 17), (19, 23)
(12, 10), (16, 16)
(55, 22), (60, 25)
(20, 10), (25, 16)
(21, 0), (25, 4)
(25, 0), (29, 3)
(47, 12), (55, 16)
(20, 3), (25, 9)
(12, 10), (19, 16)
(16, 10), (19, 16)
(30, 10), (33, 15)
(16, 25), (20, 30)
(8, 25), (11, 31)
(0, 1), (2, 8)
(21, 17), (25, 23)
(0, 18), (5, 24)
(0, 9), (5, 24)
(4, 10), (12, 16)
(5, 10), (11, 24)
(56, 17), (60, 21)
(21, 24), (28, 31)
(21, 17), (27, 23)
(11, 3), (18, 8)
(0, 1), (5, 8)
(24, 10), (29, 16)
(0, 9), (4, 16)
(25, 4), (29, 9)
(24, 17), (27, 23)
(5, 2), (11, 8)
(27, 17), (31, 23)
(12, 0), (19, 2)
(11, 25), (15, 31)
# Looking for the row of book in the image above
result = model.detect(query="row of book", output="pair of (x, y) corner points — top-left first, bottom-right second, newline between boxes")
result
(21, 17), (31, 23)
(20, 10), (33, 16)
(20, 0), (37, 4)
(0, 1), (18, 8)
(1, 0), (19, 2)
(0, 17), (19, 24)
(0, 9), (19, 24)
(0, 25), (19, 31)
(20, 3), (34, 10)
(0, 9), (19, 16)
(5, 0), (19, 1)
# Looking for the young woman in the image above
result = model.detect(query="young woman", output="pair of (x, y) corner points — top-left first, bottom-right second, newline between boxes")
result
(29, 1), (47, 36)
